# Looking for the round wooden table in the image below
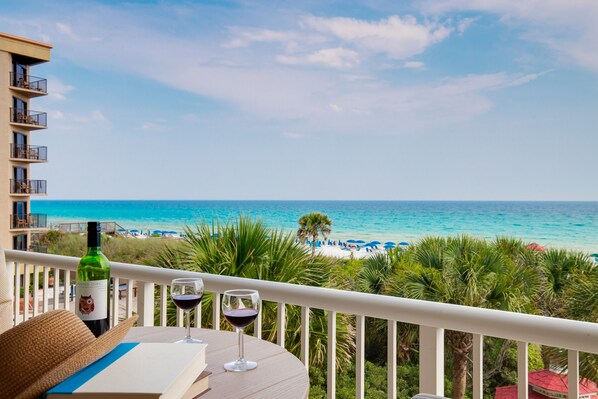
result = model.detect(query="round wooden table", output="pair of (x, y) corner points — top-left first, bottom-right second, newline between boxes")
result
(124, 327), (309, 398)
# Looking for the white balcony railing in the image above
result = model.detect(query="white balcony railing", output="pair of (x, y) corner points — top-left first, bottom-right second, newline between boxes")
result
(5, 249), (598, 399)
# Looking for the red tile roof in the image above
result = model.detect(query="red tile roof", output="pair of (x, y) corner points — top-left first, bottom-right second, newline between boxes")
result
(495, 370), (598, 399)
(495, 385), (545, 399)
(529, 370), (598, 394)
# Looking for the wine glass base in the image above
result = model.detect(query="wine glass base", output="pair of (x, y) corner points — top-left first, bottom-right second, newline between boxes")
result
(224, 359), (257, 372)
(175, 337), (203, 344)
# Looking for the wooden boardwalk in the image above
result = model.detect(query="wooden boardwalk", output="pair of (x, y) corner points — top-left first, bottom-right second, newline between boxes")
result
(58, 221), (130, 236)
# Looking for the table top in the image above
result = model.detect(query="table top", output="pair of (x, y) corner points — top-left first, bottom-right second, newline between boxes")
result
(124, 327), (309, 399)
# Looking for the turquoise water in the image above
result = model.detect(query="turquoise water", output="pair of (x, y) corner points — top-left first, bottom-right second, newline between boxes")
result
(31, 200), (598, 252)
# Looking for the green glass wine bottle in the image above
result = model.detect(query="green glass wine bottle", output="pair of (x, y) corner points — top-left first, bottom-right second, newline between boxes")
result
(76, 221), (110, 337)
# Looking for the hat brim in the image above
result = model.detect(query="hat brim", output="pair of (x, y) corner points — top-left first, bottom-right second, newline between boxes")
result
(18, 315), (138, 399)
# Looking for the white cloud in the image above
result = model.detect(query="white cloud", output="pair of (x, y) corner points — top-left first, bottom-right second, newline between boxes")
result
(329, 103), (343, 113)
(55, 22), (101, 42)
(91, 110), (107, 122)
(404, 61), (425, 69)
(223, 28), (299, 48)
(277, 48), (360, 68)
(306, 47), (360, 68)
(420, 0), (598, 73)
(303, 15), (452, 59)
(11, 3), (542, 136)
(283, 132), (305, 140)
(46, 77), (74, 101)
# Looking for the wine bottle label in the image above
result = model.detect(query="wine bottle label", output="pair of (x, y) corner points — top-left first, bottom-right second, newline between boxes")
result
(76, 280), (108, 321)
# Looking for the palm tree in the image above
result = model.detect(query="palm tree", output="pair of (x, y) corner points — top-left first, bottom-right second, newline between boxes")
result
(297, 212), (332, 256)
(156, 216), (355, 369)
(386, 235), (540, 399)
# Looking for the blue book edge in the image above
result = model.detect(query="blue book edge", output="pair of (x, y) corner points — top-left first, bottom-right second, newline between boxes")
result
(43, 342), (139, 397)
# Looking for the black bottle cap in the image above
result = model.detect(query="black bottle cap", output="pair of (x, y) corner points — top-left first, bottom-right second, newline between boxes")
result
(87, 221), (101, 247)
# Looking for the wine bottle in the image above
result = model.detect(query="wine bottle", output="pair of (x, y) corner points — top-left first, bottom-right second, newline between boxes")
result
(76, 221), (110, 337)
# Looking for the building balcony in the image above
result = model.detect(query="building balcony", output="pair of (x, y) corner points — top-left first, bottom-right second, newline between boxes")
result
(10, 213), (47, 230)
(4, 250), (598, 399)
(9, 108), (47, 130)
(9, 144), (47, 163)
(28, 245), (48, 253)
(10, 179), (47, 195)
(9, 72), (47, 97)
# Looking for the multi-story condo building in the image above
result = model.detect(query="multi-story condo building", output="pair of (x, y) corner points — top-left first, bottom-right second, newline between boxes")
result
(0, 33), (51, 251)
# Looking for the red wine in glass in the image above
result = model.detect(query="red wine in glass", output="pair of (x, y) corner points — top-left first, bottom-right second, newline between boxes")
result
(223, 308), (258, 329)
(222, 289), (260, 372)
(171, 278), (204, 343)
(172, 294), (203, 311)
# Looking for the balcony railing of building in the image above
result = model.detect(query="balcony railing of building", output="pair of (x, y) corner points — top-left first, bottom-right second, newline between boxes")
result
(9, 72), (48, 95)
(28, 245), (48, 253)
(9, 213), (47, 230)
(10, 108), (47, 128)
(4, 250), (598, 399)
(10, 179), (47, 195)
(10, 144), (48, 162)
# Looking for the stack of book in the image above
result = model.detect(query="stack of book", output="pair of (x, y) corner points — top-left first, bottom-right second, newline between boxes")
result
(46, 342), (210, 398)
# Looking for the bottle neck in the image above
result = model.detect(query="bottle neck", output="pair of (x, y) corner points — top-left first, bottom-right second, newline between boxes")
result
(87, 231), (101, 249)
(86, 246), (102, 255)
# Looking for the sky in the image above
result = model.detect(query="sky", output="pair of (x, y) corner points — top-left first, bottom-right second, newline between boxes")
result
(2, 0), (597, 200)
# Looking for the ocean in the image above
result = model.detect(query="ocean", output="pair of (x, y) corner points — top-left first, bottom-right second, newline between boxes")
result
(31, 200), (598, 253)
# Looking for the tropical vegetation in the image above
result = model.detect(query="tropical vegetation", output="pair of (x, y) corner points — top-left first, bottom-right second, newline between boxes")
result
(40, 219), (598, 399)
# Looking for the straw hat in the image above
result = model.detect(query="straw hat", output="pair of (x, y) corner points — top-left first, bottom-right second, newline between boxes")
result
(0, 310), (138, 399)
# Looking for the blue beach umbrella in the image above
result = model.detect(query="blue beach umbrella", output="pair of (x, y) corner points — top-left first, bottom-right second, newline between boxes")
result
(385, 241), (396, 245)
(364, 243), (375, 247)
(371, 241), (381, 245)
(384, 244), (395, 249)
(399, 241), (409, 246)
(130, 229), (139, 233)
(152, 230), (162, 235)
(355, 240), (366, 244)
(347, 239), (357, 243)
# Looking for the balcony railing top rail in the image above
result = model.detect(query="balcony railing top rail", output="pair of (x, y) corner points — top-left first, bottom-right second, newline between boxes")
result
(10, 179), (47, 195)
(6, 250), (598, 354)
(10, 144), (48, 161)
(10, 72), (47, 93)
(10, 108), (47, 127)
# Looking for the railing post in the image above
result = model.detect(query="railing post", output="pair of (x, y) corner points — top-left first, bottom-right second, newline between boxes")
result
(137, 282), (155, 326)
(388, 320), (397, 399)
(254, 299), (262, 338)
(64, 269), (71, 312)
(23, 264), (30, 321)
(159, 285), (168, 327)
(111, 277), (119, 326)
(301, 306), (310, 369)
(473, 334), (483, 399)
(277, 302), (286, 347)
(327, 310), (337, 399)
(32, 265), (40, 317)
(419, 325), (445, 396)
(212, 292), (220, 331)
(42, 267), (49, 314)
(8, 261), (15, 326)
(356, 315), (365, 399)
(126, 280), (135, 318)
(517, 341), (528, 399)
(13, 262), (20, 324)
(568, 350), (579, 399)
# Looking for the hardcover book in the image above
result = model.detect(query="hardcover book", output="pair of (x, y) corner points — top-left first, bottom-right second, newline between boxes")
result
(45, 342), (207, 399)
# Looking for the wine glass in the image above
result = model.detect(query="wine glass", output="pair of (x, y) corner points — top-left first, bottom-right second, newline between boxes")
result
(222, 289), (260, 372)
(171, 278), (204, 344)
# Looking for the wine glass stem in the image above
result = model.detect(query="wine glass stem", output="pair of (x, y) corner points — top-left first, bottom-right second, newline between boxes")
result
(185, 311), (191, 340)
(238, 327), (244, 361)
